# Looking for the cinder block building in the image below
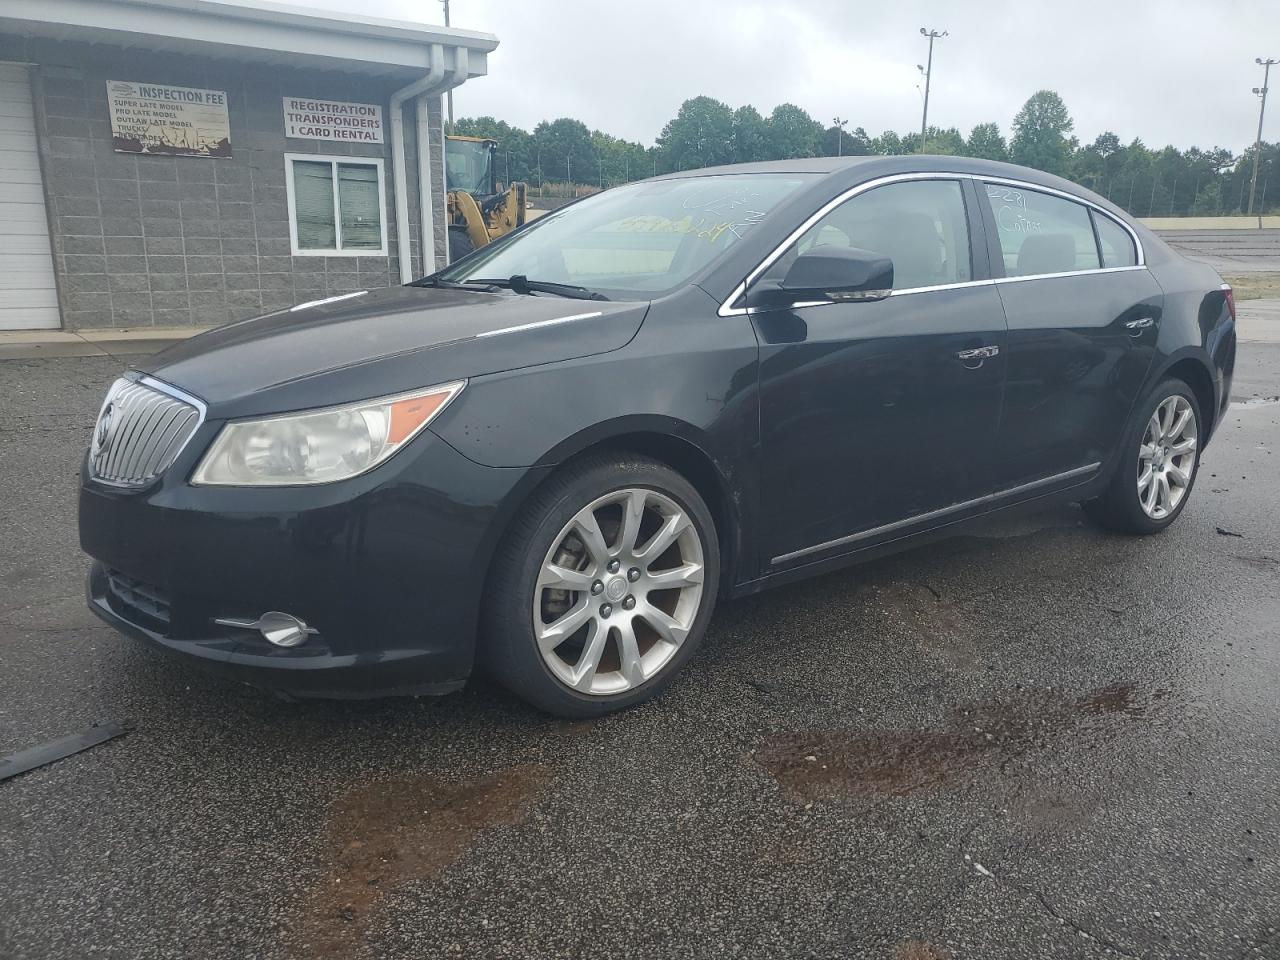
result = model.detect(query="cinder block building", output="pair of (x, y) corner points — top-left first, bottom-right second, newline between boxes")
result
(0, 0), (497, 330)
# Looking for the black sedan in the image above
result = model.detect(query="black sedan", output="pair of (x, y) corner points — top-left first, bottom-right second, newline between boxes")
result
(79, 156), (1237, 717)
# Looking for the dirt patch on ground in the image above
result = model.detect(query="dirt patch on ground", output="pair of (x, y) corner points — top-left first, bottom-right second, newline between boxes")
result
(287, 764), (551, 958)
(895, 940), (953, 960)
(1223, 272), (1280, 301)
(755, 683), (1161, 801)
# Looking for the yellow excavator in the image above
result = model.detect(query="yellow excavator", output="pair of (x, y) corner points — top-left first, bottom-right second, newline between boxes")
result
(445, 135), (527, 262)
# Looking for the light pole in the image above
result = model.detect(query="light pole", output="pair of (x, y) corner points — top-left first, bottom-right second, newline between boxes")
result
(440, 0), (454, 126)
(1248, 57), (1277, 225)
(833, 116), (848, 157)
(917, 27), (947, 153)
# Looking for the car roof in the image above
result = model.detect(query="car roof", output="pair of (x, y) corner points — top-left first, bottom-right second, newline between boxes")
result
(655, 154), (1141, 226)
(659, 154), (1065, 187)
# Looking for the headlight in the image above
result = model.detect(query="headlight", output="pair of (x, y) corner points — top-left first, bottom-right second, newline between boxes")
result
(191, 381), (464, 486)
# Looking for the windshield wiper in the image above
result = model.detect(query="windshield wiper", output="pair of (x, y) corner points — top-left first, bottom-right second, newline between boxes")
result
(414, 276), (484, 290)
(466, 275), (610, 301)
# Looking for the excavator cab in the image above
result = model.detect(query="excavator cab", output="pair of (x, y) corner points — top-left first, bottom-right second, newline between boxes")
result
(445, 135), (527, 262)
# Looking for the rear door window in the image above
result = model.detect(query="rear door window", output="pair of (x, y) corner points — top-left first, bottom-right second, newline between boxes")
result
(1093, 212), (1138, 267)
(983, 184), (1101, 277)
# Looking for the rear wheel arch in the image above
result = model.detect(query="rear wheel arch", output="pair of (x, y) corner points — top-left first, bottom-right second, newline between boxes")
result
(1156, 354), (1217, 442)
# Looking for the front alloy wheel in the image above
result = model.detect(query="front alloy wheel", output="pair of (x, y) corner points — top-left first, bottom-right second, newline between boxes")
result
(535, 489), (705, 695)
(483, 454), (720, 717)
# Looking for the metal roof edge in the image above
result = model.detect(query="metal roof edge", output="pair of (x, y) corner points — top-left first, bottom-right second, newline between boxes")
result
(3, 0), (499, 54)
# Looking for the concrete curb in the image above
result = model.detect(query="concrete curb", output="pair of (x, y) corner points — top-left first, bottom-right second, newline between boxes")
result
(0, 325), (214, 360)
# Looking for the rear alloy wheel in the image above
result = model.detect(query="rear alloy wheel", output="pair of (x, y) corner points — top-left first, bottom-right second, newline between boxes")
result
(1085, 378), (1202, 535)
(1137, 394), (1198, 520)
(483, 455), (719, 717)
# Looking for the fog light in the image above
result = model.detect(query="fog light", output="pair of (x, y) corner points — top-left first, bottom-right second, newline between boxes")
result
(213, 611), (317, 647)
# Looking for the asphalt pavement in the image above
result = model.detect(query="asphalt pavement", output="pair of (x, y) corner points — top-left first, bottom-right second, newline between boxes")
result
(1157, 228), (1280, 274)
(2, 334), (1279, 959)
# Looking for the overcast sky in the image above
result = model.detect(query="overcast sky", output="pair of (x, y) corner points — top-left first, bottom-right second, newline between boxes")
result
(289, 0), (1275, 154)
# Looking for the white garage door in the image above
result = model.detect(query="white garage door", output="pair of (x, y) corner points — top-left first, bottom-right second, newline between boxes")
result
(0, 63), (59, 330)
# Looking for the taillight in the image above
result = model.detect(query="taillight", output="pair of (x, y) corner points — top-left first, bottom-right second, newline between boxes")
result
(1223, 284), (1236, 322)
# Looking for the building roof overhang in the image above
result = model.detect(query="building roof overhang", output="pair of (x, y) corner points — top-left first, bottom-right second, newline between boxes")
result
(0, 0), (497, 78)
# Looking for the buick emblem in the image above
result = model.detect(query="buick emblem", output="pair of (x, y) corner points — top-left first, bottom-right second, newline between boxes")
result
(95, 402), (115, 454)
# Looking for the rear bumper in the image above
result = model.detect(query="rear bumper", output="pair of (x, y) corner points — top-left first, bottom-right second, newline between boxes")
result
(79, 428), (543, 700)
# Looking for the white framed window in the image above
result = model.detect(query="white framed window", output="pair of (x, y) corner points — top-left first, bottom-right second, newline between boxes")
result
(284, 153), (388, 257)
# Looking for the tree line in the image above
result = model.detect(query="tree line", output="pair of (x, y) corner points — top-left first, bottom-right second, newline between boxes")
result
(452, 89), (1278, 217)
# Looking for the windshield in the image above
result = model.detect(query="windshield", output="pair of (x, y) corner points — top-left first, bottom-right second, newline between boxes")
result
(446, 139), (493, 195)
(438, 173), (812, 300)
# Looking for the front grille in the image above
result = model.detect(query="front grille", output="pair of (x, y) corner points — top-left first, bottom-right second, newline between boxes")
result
(90, 378), (202, 486)
(105, 568), (172, 627)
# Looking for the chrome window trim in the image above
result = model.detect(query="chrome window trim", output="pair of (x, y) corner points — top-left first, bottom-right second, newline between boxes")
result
(770, 462), (1101, 566)
(994, 264), (1147, 285)
(718, 171), (1147, 317)
(762, 265), (1148, 313)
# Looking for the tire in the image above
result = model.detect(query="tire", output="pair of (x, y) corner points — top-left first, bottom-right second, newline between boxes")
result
(481, 453), (720, 718)
(1084, 377), (1203, 535)
(447, 226), (475, 263)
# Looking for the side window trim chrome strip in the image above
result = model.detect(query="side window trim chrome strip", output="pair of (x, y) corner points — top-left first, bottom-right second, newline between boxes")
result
(719, 172), (1147, 317)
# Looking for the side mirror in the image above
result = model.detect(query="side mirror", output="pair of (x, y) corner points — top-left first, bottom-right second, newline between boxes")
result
(747, 246), (894, 310)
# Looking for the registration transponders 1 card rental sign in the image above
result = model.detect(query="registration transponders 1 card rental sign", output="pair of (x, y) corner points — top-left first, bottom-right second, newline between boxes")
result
(107, 80), (231, 157)
(283, 97), (384, 144)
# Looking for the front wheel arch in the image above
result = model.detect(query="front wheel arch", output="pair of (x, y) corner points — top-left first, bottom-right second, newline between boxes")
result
(525, 418), (747, 595)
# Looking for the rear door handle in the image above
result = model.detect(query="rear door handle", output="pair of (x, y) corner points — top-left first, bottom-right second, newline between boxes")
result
(1124, 317), (1155, 335)
(957, 345), (999, 361)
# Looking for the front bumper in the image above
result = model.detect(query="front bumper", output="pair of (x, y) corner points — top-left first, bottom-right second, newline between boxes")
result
(86, 562), (466, 698)
(79, 428), (540, 699)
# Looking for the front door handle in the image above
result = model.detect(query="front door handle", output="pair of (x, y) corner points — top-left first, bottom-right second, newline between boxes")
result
(957, 345), (999, 362)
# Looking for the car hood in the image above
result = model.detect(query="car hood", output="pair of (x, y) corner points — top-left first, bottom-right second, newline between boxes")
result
(137, 285), (648, 417)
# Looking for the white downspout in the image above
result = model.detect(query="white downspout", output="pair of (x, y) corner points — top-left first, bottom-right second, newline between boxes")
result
(435, 47), (467, 269)
(440, 97), (450, 265)
(389, 45), (444, 284)
(392, 45), (472, 283)
(415, 97), (436, 275)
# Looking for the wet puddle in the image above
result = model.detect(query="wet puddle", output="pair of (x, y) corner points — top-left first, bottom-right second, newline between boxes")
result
(287, 764), (551, 958)
(755, 683), (1163, 801)
(1233, 395), (1280, 409)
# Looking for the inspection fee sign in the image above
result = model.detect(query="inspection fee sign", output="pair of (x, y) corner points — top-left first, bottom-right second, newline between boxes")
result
(107, 80), (231, 157)
(283, 97), (384, 144)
